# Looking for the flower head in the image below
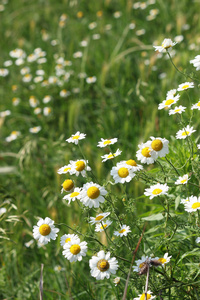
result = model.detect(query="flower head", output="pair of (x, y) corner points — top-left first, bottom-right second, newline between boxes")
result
(33, 217), (59, 245)
(62, 237), (87, 262)
(191, 100), (200, 110)
(175, 174), (190, 185)
(144, 183), (169, 199)
(89, 212), (110, 225)
(158, 94), (180, 110)
(153, 38), (176, 53)
(110, 162), (136, 183)
(190, 55), (200, 71)
(176, 125), (196, 139)
(177, 82), (194, 91)
(184, 196), (200, 212)
(60, 233), (79, 247)
(154, 253), (172, 265)
(66, 131), (86, 144)
(29, 126), (41, 133)
(89, 250), (119, 280)
(95, 220), (112, 232)
(63, 187), (82, 204)
(101, 149), (122, 162)
(136, 142), (155, 165)
(57, 164), (75, 175)
(97, 138), (118, 148)
(169, 105), (186, 115)
(114, 225), (131, 237)
(6, 131), (21, 142)
(81, 182), (107, 208)
(118, 159), (143, 172)
(149, 137), (169, 158)
(113, 277), (120, 286)
(134, 290), (156, 300)
(70, 159), (91, 177)
(133, 256), (151, 273)
(61, 179), (74, 193)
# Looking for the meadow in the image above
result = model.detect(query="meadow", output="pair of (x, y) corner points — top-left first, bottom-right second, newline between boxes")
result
(1, 0), (200, 299)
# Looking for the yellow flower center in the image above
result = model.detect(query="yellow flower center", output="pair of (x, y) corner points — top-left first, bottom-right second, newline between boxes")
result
(95, 215), (104, 221)
(107, 154), (114, 159)
(182, 131), (189, 136)
(182, 84), (189, 89)
(62, 179), (74, 191)
(174, 109), (180, 112)
(165, 99), (174, 106)
(158, 258), (167, 264)
(141, 147), (151, 158)
(152, 188), (162, 195)
(197, 102), (200, 107)
(100, 224), (108, 230)
(65, 237), (71, 243)
(180, 179), (187, 184)
(87, 186), (100, 199)
(72, 135), (80, 140)
(140, 293), (151, 300)
(39, 224), (51, 236)
(151, 139), (163, 151)
(139, 262), (145, 269)
(119, 229), (126, 233)
(97, 259), (110, 272)
(126, 159), (137, 166)
(118, 167), (129, 178)
(70, 244), (81, 255)
(103, 140), (111, 145)
(70, 192), (79, 198)
(64, 167), (71, 172)
(75, 161), (85, 171)
(192, 202), (200, 209)
(11, 131), (17, 135)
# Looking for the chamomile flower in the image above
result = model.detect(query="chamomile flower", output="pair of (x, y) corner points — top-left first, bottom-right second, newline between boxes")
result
(136, 142), (155, 165)
(29, 126), (41, 133)
(63, 187), (82, 204)
(95, 220), (112, 232)
(118, 159), (143, 172)
(110, 162), (136, 183)
(153, 38), (176, 53)
(191, 100), (200, 110)
(197, 144), (200, 150)
(0, 110), (11, 117)
(70, 159), (91, 177)
(169, 105), (186, 115)
(158, 94), (180, 110)
(184, 196), (200, 212)
(86, 76), (97, 84)
(81, 182), (107, 208)
(190, 55), (200, 71)
(29, 96), (39, 107)
(154, 253), (172, 265)
(101, 149), (122, 162)
(66, 131), (86, 145)
(114, 225), (131, 237)
(97, 138), (118, 148)
(175, 174), (190, 185)
(176, 125), (196, 139)
(149, 137), (169, 159)
(180, 197), (190, 204)
(89, 212), (110, 225)
(62, 237), (87, 262)
(89, 250), (119, 280)
(167, 89), (177, 97)
(144, 183), (169, 199)
(60, 233), (79, 247)
(33, 217), (59, 245)
(5, 131), (21, 142)
(177, 82), (194, 91)
(57, 164), (75, 175)
(43, 107), (52, 116)
(134, 290), (156, 300)
(61, 179), (74, 193)
(113, 277), (120, 286)
(133, 255), (151, 273)
(0, 68), (9, 77)
(195, 237), (200, 243)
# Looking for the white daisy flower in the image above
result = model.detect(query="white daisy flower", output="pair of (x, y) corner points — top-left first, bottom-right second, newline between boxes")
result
(154, 253), (172, 265)
(113, 277), (120, 286)
(9, 48), (26, 59)
(133, 290), (156, 300)
(73, 51), (83, 58)
(197, 144), (200, 150)
(43, 107), (52, 116)
(70, 159), (91, 177)
(81, 182), (107, 208)
(158, 94), (180, 110)
(190, 55), (200, 71)
(177, 82), (194, 91)
(114, 224), (131, 237)
(166, 89), (177, 97)
(62, 237), (87, 262)
(101, 149), (122, 162)
(22, 74), (32, 82)
(57, 164), (75, 175)
(97, 138), (118, 148)
(34, 107), (42, 115)
(95, 220), (112, 232)
(0, 68), (9, 77)
(29, 96), (39, 107)
(110, 162), (136, 183)
(86, 76), (97, 84)
(196, 237), (200, 243)
(184, 196), (200, 212)
(60, 89), (70, 97)
(89, 212), (110, 225)
(54, 265), (65, 272)
(153, 38), (177, 53)
(5, 131), (21, 142)
(43, 95), (52, 103)
(0, 110), (11, 117)
(176, 125), (196, 139)
(0, 207), (7, 216)
(118, 159), (143, 172)
(60, 233), (79, 247)
(33, 217), (59, 245)
(29, 126), (41, 133)
(63, 188), (82, 204)
(169, 105), (186, 115)
(180, 197), (190, 204)
(149, 136), (169, 158)
(136, 142), (155, 165)
(144, 183), (169, 199)
(66, 131), (86, 144)
(89, 250), (119, 280)
(175, 174), (190, 185)
(191, 100), (200, 110)
(61, 179), (74, 193)
(133, 255), (151, 273)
